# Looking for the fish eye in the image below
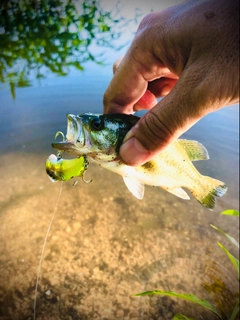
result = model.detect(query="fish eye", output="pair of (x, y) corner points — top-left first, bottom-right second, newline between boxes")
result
(90, 117), (104, 131)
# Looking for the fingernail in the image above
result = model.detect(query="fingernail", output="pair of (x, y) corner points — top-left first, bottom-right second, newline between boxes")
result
(120, 137), (151, 166)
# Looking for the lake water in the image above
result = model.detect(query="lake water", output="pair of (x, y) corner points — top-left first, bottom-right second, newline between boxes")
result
(0, 1), (239, 320)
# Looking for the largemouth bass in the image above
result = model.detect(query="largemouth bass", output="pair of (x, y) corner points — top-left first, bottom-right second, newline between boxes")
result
(52, 113), (227, 210)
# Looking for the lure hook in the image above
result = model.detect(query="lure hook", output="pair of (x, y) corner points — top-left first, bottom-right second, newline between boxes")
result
(82, 171), (93, 184)
(57, 152), (62, 160)
(55, 131), (65, 141)
(73, 180), (78, 187)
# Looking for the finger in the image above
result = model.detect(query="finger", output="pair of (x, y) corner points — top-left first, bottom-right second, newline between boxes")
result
(103, 56), (147, 114)
(133, 90), (158, 111)
(103, 39), (172, 114)
(133, 77), (179, 111)
(119, 64), (226, 166)
(107, 53), (178, 113)
(147, 77), (178, 98)
(112, 57), (178, 98)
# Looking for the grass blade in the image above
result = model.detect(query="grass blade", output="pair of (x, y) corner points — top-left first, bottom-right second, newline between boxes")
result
(173, 314), (194, 320)
(229, 298), (239, 320)
(218, 242), (239, 279)
(221, 210), (239, 216)
(211, 224), (239, 249)
(133, 290), (222, 319)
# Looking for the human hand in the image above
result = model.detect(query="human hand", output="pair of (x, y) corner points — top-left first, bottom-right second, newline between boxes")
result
(103, 0), (239, 166)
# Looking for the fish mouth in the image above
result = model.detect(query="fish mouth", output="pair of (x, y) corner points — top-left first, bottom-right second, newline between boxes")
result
(52, 114), (85, 154)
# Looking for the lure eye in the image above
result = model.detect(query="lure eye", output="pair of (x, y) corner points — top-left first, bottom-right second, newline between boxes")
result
(90, 117), (104, 131)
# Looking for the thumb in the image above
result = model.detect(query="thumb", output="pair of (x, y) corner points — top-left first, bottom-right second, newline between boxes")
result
(119, 66), (224, 166)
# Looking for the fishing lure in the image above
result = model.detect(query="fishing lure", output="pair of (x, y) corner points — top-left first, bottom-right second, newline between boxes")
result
(45, 131), (90, 182)
(45, 153), (89, 182)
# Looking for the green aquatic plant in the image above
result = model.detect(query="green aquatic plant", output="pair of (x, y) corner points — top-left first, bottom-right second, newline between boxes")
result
(134, 290), (222, 319)
(0, 0), (137, 98)
(173, 315), (194, 320)
(134, 210), (239, 320)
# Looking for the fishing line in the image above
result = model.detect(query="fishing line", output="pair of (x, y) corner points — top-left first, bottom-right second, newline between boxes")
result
(33, 182), (63, 320)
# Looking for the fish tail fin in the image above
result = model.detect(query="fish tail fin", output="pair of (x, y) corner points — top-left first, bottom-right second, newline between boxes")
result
(192, 176), (228, 210)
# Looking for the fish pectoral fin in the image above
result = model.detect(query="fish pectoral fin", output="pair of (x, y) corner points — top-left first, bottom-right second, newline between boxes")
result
(163, 187), (190, 200)
(178, 139), (209, 161)
(123, 176), (145, 199)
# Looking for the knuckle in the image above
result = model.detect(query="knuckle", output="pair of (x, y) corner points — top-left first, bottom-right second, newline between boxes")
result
(113, 56), (124, 74)
(136, 109), (174, 151)
(137, 12), (158, 32)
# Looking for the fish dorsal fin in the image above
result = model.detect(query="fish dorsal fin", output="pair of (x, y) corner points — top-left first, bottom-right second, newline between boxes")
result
(178, 139), (209, 161)
(123, 176), (145, 199)
(163, 187), (190, 200)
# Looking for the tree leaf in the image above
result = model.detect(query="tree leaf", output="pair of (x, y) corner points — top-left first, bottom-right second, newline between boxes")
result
(0, 0), (135, 99)
(218, 242), (239, 279)
(9, 82), (16, 100)
(173, 314), (194, 320)
(133, 290), (222, 319)
(211, 224), (239, 248)
(221, 210), (239, 216)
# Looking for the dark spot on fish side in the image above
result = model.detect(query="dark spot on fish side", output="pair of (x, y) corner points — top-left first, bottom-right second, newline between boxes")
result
(142, 161), (155, 170)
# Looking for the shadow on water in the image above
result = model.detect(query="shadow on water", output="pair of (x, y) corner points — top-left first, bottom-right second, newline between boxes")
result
(0, 1), (239, 320)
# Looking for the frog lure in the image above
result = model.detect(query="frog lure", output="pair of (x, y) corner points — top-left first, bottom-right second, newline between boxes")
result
(46, 131), (90, 183)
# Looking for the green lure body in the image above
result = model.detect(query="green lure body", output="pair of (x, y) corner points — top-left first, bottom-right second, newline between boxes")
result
(46, 154), (88, 182)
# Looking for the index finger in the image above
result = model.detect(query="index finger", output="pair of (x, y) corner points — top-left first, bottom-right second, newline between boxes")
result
(103, 53), (148, 114)
(103, 35), (170, 114)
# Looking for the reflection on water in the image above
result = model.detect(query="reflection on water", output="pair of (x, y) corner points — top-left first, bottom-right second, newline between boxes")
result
(0, 0), (137, 99)
(0, 1), (239, 319)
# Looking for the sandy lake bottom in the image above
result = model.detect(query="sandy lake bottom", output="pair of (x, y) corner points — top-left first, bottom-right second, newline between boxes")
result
(0, 151), (239, 320)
